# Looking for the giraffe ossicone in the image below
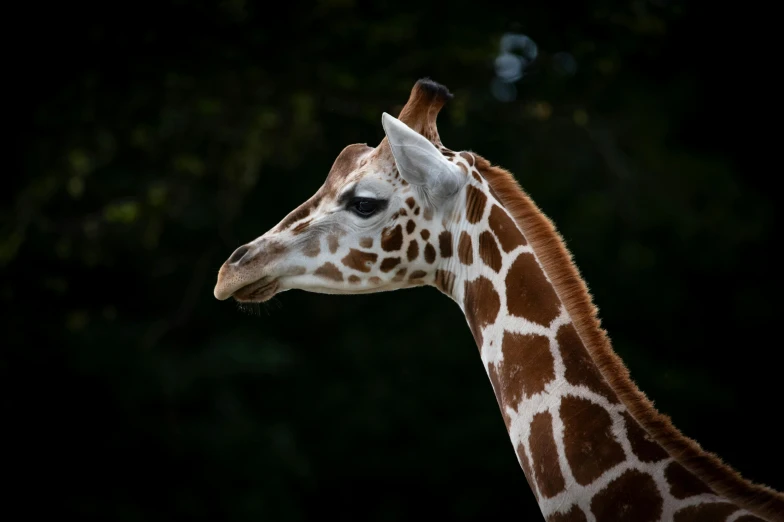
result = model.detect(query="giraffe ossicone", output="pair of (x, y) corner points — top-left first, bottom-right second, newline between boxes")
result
(213, 79), (784, 522)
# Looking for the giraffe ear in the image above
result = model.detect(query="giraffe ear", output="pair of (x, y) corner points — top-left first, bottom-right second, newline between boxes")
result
(381, 112), (464, 203)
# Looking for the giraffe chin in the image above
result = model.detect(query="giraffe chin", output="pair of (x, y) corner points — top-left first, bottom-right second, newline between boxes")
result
(232, 278), (279, 303)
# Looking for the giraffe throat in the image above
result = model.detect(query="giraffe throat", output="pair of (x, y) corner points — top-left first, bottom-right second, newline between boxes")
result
(445, 158), (770, 522)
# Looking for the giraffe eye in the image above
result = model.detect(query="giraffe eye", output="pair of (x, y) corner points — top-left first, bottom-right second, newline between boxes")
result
(349, 197), (382, 218)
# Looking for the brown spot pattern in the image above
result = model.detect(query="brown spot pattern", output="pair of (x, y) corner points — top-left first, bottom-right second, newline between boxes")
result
(381, 225), (403, 252)
(434, 269), (455, 296)
(621, 411), (668, 463)
(424, 243), (436, 264)
(369, 276), (381, 284)
(292, 219), (311, 235)
(420, 229), (430, 240)
(459, 151), (475, 166)
(499, 332), (554, 403)
(407, 240), (419, 261)
(409, 270), (427, 280)
(314, 262), (343, 282)
(547, 506), (588, 522)
(359, 237), (373, 248)
(458, 231), (473, 265)
(289, 266), (307, 276)
(406, 220), (415, 234)
(529, 411), (566, 498)
(392, 268), (407, 282)
(438, 231), (453, 258)
(489, 204), (526, 252)
(380, 257), (401, 272)
(560, 395), (625, 485)
(558, 323), (618, 403)
(465, 185), (487, 224)
(479, 231), (502, 272)
(505, 253), (561, 326)
(276, 203), (311, 231)
(673, 503), (738, 522)
(515, 443), (538, 501)
(665, 461), (714, 499)
(348, 275), (360, 284)
(327, 234), (340, 254)
(302, 239), (320, 257)
(423, 207), (433, 220)
(340, 249), (377, 273)
(463, 276), (500, 346)
(471, 171), (482, 183)
(414, 207), (420, 216)
(590, 469), (662, 522)
(406, 197), (415, 208)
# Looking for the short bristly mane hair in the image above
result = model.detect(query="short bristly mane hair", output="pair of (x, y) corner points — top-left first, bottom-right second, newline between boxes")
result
(473, 154), (784, 522)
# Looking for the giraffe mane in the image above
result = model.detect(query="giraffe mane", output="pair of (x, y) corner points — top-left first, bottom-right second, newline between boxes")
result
(473, 154), (784, 521)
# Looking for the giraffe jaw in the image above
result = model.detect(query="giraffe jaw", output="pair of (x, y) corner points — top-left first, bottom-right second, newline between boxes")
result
(231, 277), (279, 303)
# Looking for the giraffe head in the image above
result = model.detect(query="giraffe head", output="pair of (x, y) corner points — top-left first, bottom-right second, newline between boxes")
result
(213, 79), (471, 303)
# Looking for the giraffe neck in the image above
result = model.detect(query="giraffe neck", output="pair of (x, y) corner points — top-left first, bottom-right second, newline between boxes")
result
(433, 157), (776, 522)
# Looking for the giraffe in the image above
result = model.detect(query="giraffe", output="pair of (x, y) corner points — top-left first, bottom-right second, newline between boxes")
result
(212, 79), (784, 522)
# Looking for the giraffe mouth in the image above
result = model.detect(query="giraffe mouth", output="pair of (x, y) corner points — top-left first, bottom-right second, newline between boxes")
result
(232, 277), (279, 303)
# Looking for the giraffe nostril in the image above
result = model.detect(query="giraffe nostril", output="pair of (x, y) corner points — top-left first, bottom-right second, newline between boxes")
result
(228, 245), (250, 265)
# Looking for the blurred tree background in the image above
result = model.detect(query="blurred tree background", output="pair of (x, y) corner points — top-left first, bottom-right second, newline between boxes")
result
(6, 0), (781, 520)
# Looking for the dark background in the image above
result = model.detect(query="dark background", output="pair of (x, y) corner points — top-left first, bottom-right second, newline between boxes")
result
(7, 1), (781, 520)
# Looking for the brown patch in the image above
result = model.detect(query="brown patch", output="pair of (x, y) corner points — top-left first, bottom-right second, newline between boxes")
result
(673, 503), (739, 522)
(276, 202), (312, 231)
(547, 505), (588, 522)
(529, 411), (566, 498)
(666, 461), (715, 499)
(340, 249), (378, 273)
(458, 231), (473, 265)
(515, 444), (538, 501)
(348, 275), (360, 284)
(292, 219), (312, 235)
(392, 268), (407, 282)
(505, 253), (561, 325)
(478, 231), (502, 272)
(434, 269), (455, 296)
(558, 323), (618, 403)
(414, 207), (420, 216)
(560, 395), (625, 485)
(499, 332), (554, 402)
(406, 240), (419, 261)
(423, 207), (433, 220)
(471, 171), (482, 183)
(406, 220), (415, 234)
(465, 185), (487, 224)
(459, 151), (475, 166)
(289, 266), (307, 276)
(590, 469), (662, 522)
(458, 162), (468, 175)
(406, 197), (416, 208)
(359, 237), (373, 248)
(463, 276), (501, 346)
(442, 149), (455, 158)
(398, 208), (407, 216)
(424, 243), (436, 264)
(420, 229), (430, 240)
(409, 270), (427, 281)
(324, 144), (371, 191)
(369, 276), (381, 284)
(314, 262), (343, 282)
(621, 411), (668, 463)
(438, 231), (453, 258)
(489, 204), (526, 252)
(475, 154), (784, 519)
(302, 239), (320, 258)
(381, 225), (403, 252)
(380, 257), (401, 272)
(327, 234), (340, 254)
